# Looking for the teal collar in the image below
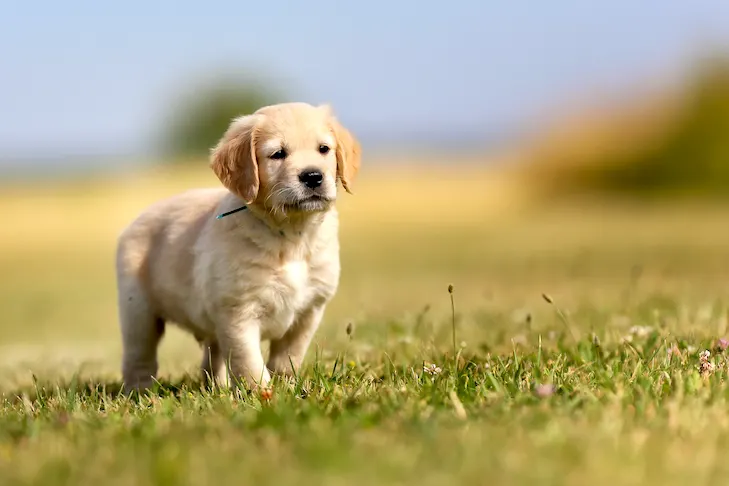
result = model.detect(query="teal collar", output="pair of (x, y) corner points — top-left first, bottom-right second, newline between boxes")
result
(216, 204), (302, 238)
(216, 206), (247, 219)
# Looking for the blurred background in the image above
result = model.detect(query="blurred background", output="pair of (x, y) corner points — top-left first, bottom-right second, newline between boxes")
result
(2, 1), (729, 383)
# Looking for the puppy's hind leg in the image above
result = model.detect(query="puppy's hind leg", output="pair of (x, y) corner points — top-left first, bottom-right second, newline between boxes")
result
(118, 277), (165, 393)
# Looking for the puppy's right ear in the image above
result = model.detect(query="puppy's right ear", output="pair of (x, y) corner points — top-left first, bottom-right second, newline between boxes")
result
(210, 114), (260, 203)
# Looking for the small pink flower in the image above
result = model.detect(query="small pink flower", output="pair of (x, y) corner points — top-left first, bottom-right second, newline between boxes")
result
(534, 383), (556, 398)
(716, 338), (729, 352)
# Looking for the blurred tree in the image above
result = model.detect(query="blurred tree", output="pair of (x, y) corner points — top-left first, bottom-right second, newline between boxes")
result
(526, 51), (729, 200)
(161, 74), (283, 161)
(580, 53), (729, 198)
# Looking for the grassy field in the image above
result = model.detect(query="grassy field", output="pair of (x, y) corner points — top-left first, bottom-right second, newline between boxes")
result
(3, 161), (729, 485)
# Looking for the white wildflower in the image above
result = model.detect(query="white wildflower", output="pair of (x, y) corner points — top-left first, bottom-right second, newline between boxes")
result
(423, 363), (442, 376)
(699, 349), (715, 376)
(629, 326), (653, 338)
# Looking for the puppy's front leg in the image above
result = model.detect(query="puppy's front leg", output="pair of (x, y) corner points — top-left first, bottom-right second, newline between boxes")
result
(267, 302), (326, 376)
(216, 322), (271, 389)
(200, 340), (229, 388)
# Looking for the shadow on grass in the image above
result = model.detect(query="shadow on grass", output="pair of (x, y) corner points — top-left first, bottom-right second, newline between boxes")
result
(4, 373), (213, 405)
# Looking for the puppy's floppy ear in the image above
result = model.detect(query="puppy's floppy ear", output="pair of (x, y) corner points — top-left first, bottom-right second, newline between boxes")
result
(322, 106), (361, 194)
(210, 114), (260, 203)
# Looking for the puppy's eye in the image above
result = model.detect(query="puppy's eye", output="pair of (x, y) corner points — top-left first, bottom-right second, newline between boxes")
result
(270, 149), (287, 160)
(318, 145), (330, 155)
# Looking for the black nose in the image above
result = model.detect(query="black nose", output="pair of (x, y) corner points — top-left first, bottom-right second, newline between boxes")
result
(299, 169), (323, 189)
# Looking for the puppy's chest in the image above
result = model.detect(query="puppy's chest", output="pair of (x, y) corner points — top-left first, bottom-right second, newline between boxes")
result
(260, 258), (326, 340)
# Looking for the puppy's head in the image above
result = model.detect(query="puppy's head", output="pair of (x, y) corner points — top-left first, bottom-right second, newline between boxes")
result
(210, 102), (360, 214)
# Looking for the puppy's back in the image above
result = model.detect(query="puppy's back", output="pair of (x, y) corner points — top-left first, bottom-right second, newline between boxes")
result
(116, 188), (227, 311)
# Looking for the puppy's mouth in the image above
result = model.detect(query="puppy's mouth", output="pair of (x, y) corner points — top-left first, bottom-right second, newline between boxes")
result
(283, 194), (333, 212)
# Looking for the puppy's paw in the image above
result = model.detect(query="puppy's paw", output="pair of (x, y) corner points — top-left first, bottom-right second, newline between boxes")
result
(266, 355), (301, 378)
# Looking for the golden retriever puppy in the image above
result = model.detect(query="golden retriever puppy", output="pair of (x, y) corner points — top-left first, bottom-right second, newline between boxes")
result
(115, 102), (360, 391)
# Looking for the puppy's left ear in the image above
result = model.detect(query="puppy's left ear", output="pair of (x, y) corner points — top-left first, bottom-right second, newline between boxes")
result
(322, 106), (361, 194)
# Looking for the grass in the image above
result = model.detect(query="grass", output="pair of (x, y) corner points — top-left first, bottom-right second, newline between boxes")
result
(4, 323), (729, 485)
(4, 163), (729, 484)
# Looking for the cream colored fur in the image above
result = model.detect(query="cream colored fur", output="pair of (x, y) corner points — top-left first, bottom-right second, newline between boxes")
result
(115, 102), (361, 391)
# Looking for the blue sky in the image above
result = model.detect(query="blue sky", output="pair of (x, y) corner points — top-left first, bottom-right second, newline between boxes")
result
(1, 0), (728, 166)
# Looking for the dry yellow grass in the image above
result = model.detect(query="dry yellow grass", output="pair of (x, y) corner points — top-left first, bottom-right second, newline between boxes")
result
(0, 158), (529, 254)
